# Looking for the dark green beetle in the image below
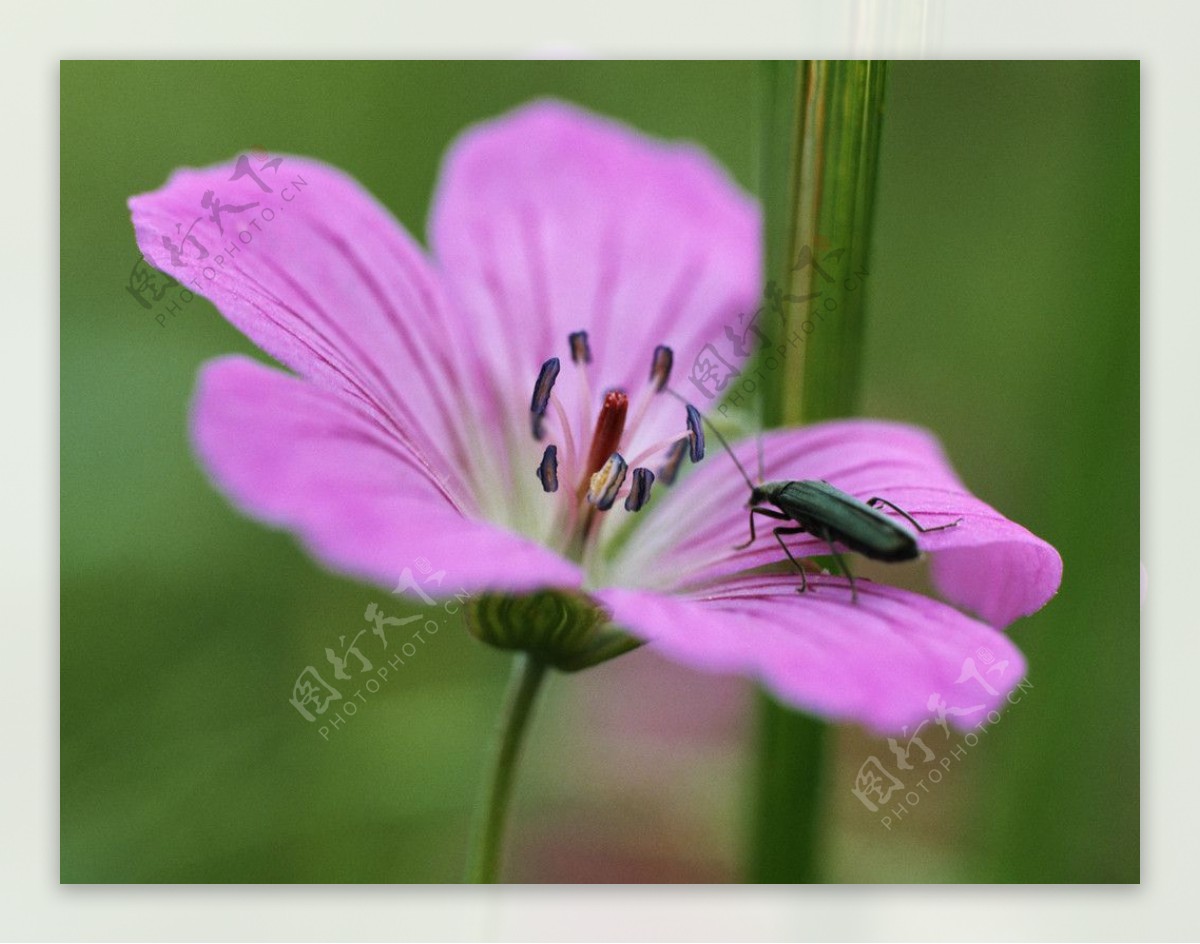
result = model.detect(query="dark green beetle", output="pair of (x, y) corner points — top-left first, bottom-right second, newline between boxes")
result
(738, 479), (959, 601)
(684, 406), (960, 603)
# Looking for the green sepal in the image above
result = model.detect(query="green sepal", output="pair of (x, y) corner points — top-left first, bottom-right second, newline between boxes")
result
(464, 589), (642, 672)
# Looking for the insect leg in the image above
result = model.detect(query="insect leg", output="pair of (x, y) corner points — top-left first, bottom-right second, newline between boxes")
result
(734, 507), (793, 550)
(819, 526), (858, 603)
(771, 526), (811, 593)
(866, 496), (963, 533)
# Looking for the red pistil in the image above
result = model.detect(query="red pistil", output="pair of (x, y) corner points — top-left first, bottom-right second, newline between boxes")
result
(583, 390), (629, 483)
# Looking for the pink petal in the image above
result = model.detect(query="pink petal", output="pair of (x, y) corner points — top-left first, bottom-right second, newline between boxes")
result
(192, 356), (582, 594)
(429, 99), (762, 458)
(129, 155), (477, 509)
(610, 419), (1062, 627)
(597, 575), (1029, 735)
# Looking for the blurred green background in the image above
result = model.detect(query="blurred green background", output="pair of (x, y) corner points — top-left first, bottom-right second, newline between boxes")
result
(61, 61), (1138, 883)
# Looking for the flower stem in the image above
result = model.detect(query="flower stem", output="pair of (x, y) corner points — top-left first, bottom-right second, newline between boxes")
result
(466, 654), (548, 883)
(750, 60), (890, 883)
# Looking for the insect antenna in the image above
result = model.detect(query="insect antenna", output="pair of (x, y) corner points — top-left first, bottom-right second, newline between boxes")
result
(747, 385), (767, 486)
(665, 388), (755, 493)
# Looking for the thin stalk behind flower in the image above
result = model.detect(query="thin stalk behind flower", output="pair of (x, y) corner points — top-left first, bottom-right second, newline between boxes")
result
(751, 60), (891, 883)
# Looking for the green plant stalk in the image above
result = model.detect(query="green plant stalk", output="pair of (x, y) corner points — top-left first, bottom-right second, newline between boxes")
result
(750, 60), (889, 883)
(465, 654), (548, 883)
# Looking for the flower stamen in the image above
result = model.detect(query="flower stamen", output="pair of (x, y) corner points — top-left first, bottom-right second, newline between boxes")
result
(623, 344), (675, 452)
(530, 357), (561, 441)
(586, 452), (628, 511)
(623, 467), (655, 512)
(627, 434), (694, 472)
(568, 330), (592, 365)
(649, 344), (674, 391)
(548, 393), (578, 487)
(658, 439), (689, 486)
(571, 331), (594, 461)
(685, 403), (705, 461)
(536, 444), (559, 493)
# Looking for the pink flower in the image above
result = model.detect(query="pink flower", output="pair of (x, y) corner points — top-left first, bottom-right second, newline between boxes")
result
(129, 101), (1061, 734)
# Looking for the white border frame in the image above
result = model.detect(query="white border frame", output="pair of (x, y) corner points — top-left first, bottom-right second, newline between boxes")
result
(14, 0), (1184, 939)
